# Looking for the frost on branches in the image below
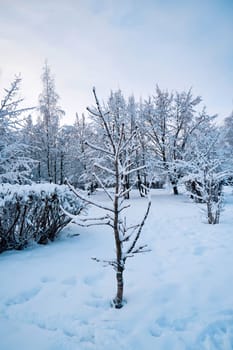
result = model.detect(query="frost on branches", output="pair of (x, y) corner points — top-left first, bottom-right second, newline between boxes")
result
(37, 61), (65, 183)
(184, 127), (231, 224)
(0, 76), (34, 183)
(142, 87), (214, 195)
(65, 88), (151, 309)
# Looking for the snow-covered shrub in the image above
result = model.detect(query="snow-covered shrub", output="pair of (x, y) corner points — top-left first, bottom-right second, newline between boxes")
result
(0, 184), (83, 253)
(185, 177), (224, 224)
(185, 180), (205, 203)
(183, 150), (228, 224)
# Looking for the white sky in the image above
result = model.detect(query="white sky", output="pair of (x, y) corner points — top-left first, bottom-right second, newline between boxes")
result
(1, 0), (233, 124)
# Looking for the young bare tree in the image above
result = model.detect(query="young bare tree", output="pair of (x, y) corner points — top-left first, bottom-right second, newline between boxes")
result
(65, 88), (151, 308)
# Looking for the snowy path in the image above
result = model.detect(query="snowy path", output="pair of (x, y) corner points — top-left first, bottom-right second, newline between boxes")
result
(1, 189), (233, 350)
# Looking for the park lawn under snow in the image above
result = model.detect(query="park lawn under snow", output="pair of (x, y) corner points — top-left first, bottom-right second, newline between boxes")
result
(1, 188), (233, 350)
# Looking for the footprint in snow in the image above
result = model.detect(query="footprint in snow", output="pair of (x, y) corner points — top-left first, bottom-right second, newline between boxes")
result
(61, 276), (77, 286)
(63, 329), (76, 337)
(37, 321), (57, 332)
(6, 286), (41, 306)
(40, 276), (56, 283)
(149, 324), (162, 337)
(194, 318), (233, 350)
(83, 272), (103, 286)
(193, 246), (206, 256)
(62, 325), (95, 344)
(85, 298), (109, 309)
(151, 313), (196, 337)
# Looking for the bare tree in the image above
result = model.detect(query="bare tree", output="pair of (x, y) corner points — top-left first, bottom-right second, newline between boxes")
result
(65, 88), (151, 308)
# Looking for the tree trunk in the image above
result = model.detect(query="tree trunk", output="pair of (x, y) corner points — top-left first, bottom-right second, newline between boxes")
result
(46, 123), (51, 182)
(173, 185), (179, 195)
(47, 146), (51, 181)
(137, 172), (143, 197)
(60, 153), (64, 184)
(123, 174), (130, 199)
(137, 171), (147, 197)
(207, 201), (214, 224)
(113, 265), (124, 308)
(38, 161), (41, 183)
(54, 158), (57, 184)
(113, 157), (125, 308)
(170, 166), (179, 195)
(170, 178), (179, 195)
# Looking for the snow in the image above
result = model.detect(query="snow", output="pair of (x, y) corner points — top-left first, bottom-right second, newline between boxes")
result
(1, 188), (233, 350)
(0, 183), (74, 198)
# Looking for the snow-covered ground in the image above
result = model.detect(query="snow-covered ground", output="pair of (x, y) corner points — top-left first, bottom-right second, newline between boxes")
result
(1, 188), (233, 350)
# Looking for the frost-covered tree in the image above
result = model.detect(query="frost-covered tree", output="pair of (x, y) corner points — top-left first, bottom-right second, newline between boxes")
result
(105, 90), (133, 198)
(222, 111), (233, 148)
(56, 125), (75, 184)
(20, 114), (41, 182)
(127, 95), (150, 196)
(71, 113), (95, 189)
(184, 124), (230, 224)
(221, 111), (233, 177)
(143, 86), (214, 194)
(167, 89), (202, 194)
(65, 88), (151, 309)
(38, 61), (65, 183)
(0, 76), (34, 183)
(84, 90), (148, 197)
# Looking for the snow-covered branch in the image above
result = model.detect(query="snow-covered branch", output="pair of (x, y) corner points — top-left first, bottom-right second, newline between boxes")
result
(92, 172), (114, 201)
(85, 140), (114, 156)
(65, 179), (114, 213)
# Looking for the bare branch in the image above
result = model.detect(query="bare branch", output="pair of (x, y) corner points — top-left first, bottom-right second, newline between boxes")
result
(116, 123), (125, 157)
(94, 163), (115, 175)
(126, 199), (151, 255)
(65, 180), (114, 213)
(85, 140), (114, 156)
(121, 225), (139, 242)
(92, 172), (114, 202)
(117, 185), (134, 198)
(92, 257), (118, 269)
(75, 220), (112, 228)
(120, 129), (137, 152)
(86, 107), (101, 117)
(89, 87), (116, 153)
(131, 244), (151, 254)
(119, 204), (131, 212)
(124, 165), (146, 176)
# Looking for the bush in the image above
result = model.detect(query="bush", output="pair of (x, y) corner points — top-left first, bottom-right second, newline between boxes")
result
(0, 184), (84, 253)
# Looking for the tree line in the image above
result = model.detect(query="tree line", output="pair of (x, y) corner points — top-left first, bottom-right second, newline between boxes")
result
(1, 62), (233, 223)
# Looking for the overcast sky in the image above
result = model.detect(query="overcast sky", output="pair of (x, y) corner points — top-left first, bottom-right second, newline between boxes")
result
(1, 0), (233, 124)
